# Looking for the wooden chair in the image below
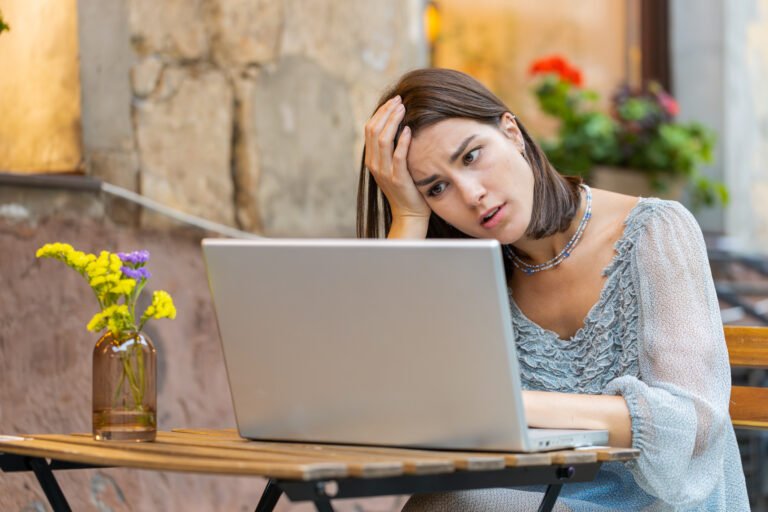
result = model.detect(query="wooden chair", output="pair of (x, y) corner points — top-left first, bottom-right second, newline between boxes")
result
(724, 326), (768, 429)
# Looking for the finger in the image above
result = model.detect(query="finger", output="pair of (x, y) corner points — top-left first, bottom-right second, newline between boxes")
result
(392, 125), (412, 180)
(365, 96), (400, 147)
(377, 102), (405, 174)
(366, 97), (401, 172)
(392, 126), (418, 191)
(371, 96), (400, 126)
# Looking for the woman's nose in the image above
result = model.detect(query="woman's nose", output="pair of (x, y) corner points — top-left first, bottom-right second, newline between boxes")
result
(457, 178), (486, 206)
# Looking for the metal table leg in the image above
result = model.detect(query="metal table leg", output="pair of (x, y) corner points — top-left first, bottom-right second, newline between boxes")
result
(28, 457), (73, 512)
(254, 479), (283, 512)
(313, 499), (335, 512)
(537, 483), (563, 512)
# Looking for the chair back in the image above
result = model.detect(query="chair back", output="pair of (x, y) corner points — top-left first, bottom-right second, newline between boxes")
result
(724, 326), (768, 429)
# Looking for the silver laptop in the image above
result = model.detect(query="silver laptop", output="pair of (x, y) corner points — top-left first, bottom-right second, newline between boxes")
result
(202, 238), (608, 452)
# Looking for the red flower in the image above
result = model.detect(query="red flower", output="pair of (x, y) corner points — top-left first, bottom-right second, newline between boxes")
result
(529, 55), (568, 75)
(561, 68), (583, 86)
(529, 55), (583, 87)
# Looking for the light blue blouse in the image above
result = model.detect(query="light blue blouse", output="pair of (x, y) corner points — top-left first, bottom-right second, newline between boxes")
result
(404, 199), (750, 511)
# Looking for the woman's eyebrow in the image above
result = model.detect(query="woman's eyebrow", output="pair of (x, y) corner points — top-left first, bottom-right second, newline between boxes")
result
(414, 174), (439, 187)
(449, 134), (477, 163)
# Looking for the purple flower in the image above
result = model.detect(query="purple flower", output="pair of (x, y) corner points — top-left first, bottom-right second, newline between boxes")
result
(118, 250), (150, 265)
(121, 266), (151, 280)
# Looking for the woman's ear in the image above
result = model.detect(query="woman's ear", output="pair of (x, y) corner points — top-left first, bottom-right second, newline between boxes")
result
(499, 112), (525, 154)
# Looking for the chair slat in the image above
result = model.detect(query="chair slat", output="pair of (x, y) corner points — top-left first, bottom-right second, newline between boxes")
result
(730, 386), (768, 428)
(724, 326), (768, 368)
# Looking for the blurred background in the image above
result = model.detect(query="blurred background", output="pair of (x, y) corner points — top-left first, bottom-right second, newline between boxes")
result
(1, 0), (767, 510)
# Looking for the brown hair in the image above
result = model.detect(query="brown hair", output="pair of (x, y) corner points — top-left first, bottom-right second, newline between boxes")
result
(356, 68), (582, 246)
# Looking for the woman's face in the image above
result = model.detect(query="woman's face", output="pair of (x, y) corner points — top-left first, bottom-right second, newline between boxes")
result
(406, 114), (535, 244)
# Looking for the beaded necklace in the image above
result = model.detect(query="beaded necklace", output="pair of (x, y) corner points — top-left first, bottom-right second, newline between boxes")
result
(508, 184), (592, 275)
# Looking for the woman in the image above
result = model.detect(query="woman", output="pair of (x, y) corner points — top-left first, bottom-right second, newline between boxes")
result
(357, 68), (748, 511)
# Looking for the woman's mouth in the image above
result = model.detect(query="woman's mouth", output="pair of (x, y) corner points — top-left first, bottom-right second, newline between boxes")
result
(480, 204), (506, 229)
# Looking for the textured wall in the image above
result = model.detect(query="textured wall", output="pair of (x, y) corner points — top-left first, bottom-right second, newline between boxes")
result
(77, 0), (427, 236)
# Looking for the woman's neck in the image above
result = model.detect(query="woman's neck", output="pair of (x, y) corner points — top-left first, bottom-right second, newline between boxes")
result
(511, 187), (587, 266)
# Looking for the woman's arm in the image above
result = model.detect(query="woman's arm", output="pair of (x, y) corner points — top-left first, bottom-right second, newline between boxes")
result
(523, 390), (632, 447)
(363, 97), (432, 239)
(594, 202), (732, 505)
(388, 215), (430, 239)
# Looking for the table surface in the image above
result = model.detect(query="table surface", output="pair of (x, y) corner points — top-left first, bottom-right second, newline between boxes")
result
(0, 429), (638, 481)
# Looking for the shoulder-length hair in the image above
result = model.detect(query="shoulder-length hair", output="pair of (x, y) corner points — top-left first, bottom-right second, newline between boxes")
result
(356, 68), (582, 248)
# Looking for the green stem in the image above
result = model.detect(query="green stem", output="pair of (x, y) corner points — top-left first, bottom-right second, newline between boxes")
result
(131, 280), (148, 325)
(138, 340), (145, 399)
(120, 346), (143, 410)
(112, 363), (127, 405)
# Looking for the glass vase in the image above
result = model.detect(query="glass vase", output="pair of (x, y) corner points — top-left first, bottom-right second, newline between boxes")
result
(93, 331), (157, 442)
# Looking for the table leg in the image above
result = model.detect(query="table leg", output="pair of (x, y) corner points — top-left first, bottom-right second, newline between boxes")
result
(313, 499), (335, 512)
(254, 479), (283, 512)
(28, 457), (73, 512)
(537, 483), (563, 512)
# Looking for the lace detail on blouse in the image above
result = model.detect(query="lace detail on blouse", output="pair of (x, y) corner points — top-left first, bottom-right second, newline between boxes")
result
(509, 198), (661, 394)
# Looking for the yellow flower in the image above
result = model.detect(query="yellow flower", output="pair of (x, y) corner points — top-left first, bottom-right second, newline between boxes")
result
(111, 278), (136, 296)
(109, 253), (122, 273)
(86, 310), (106, 332)
(106, 304), (132, 335)
(65, 250), (96, 273)
(36, 242), (176, 337)
(142, 290), (176, 321)
(85, 251), (112, 280)
(87, 304), (132, 334)
(36, 242), (74, 260)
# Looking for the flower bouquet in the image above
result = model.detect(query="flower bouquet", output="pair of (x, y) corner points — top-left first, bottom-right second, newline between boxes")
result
(529, 55), (727, 207)
(36, 243), (176, 441)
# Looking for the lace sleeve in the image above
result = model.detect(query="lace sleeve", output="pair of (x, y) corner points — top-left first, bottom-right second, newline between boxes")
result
(604, 201), (731, 506)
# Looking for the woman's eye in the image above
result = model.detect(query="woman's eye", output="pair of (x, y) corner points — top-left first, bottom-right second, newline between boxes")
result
(463, 148), (480, 165)
(427, 182), (447, 197)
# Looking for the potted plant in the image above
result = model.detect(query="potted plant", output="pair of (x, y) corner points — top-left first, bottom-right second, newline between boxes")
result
(529, 55), (727, 208)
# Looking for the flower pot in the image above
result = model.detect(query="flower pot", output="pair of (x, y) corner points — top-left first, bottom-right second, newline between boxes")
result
(590, 165), (686, 200)
(93, 331), (157, 442)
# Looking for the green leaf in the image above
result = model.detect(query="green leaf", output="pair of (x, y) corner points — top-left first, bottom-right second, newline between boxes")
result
(0, 10), (9, 34)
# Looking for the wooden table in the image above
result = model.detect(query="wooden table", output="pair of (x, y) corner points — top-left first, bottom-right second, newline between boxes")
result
(0, 428), (639, 512)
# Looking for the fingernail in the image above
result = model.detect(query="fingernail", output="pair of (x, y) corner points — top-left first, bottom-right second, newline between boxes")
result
(394, 95), (402, 103)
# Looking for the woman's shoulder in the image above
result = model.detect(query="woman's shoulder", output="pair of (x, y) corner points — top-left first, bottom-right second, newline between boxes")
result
(625, 197), (700, 241)
(591, 188), (698, 240)
(589, 190), (704, 277)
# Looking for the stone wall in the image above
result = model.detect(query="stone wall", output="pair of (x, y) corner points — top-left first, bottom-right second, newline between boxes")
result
(77, 0), (427, 236)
